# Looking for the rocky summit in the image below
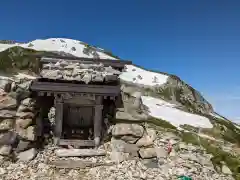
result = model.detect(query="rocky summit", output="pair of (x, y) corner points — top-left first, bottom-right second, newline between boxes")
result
(0, 38), (240, 180)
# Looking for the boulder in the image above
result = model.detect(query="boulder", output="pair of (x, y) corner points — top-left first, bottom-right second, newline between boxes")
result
(17, 126), (36, 141)
(136, 129), (156, 147)
(0, 110), (16, 119)
(16, 118), (32, 129)
(0, 119), (14, 131)
(112, 123), (144, 143)
(0, 131), (17, 146)
(0, 96), (17, 110)
(17, 148), (37, 162)
(16, 111), (34, 119)
(110, 151), (130, 163)
(139, 148), (156, 159)
(55, 149), (106, 157)
(0, 145), (12, 156)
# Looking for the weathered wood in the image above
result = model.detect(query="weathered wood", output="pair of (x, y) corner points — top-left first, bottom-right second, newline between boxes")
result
(55, 148), (106, 157)
(54, 101), (63, 145)
(49, 159), (115, 169)
(31, 81), (120, 95)
(94, 105), (103, 146)
(59, 139), (95, 147)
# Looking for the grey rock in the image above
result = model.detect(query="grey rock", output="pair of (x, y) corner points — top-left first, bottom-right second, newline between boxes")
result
(221, 164), (232, 175)
(112, 123), (144, 143)
(40, 69), (63, 79)
(111, 138), (139, 157)
(155, 147), (167, 158)
(16, 140), (32, 153)
(136, 129), (156, 147)
(17, 105), (34, 113)
(0, 110), (16, 119)
(16, 111), (34, 119)
(17, 126), (36, 141)
(17, 148), (37, 162)
(0, 78), (12, 92)
(0, 96), (17, 110)
(141, 158), (159, 168)
(16, 118), (32, 129)
(110, 151), (130, 163)
(55, 149), (106, 157)
(21, 98), (35, 107)
(0, 131), (17, 146)
(0, 119), (14, 131)
(139, 148), (157, 159)
(81, 73), (92, 84)
(0, 145), (12, 156)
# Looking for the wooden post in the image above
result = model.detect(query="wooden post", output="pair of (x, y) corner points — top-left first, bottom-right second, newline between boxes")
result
(54, 94), (63, 145)
(94, 104), (103, 147)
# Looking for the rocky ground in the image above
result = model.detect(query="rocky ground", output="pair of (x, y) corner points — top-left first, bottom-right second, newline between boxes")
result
(0, 126), (235, 180)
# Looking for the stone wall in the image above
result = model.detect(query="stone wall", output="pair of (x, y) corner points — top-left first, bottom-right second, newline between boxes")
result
(0, 76), (37, 161)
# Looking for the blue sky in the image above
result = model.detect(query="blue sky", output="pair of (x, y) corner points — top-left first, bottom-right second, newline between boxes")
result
(0, 0), (240, 121)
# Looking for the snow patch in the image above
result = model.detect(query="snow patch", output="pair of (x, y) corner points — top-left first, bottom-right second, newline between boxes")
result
(119, 65), (168, 86)
(0, 38), (117, 60)
(141, 96), (213, 129)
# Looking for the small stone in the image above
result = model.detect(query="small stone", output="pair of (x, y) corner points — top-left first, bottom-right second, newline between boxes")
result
(0, 145), (12, 156)
(221, 164), (232, 175)
(139, 148), (156, 159)
(0, 119), (14, 131)
(17, 148), (37, 162)
(16, 118), (32, 129)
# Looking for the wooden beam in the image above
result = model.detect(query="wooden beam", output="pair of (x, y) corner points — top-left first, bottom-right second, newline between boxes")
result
(59, 139), (95, 147)
(30, 81), (120, 95)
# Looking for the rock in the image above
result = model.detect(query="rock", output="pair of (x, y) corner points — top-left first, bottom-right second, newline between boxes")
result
(110, 151), (130, 163)
(112, 123), (144, 143)
(17, 148), (37, 162)
(0, 167), (6, 175)
(155, 147), (167, 159)
(16, 140), (32, 152)
(111, 138), (139, 157)
(41, 69), (63, 79)
(136, 129), (156, 147)
(17, 105), (34, 113)
(0, 119), (14, 131)
(0, 145), (12, 156)
(179, 142), (188, 150)
(0, 77), (12, 92)
(139, 148), (157, 159)
(17, 126), (36, 141)
(16, 118), (32, 129)
(0, 96), (17, 110)
(16, 111), (34, 119)
(0, 131), (17, 146)
(141, 158), (159, 168)
(222, 164), (232, 175)
(21, 98), (35, 107)
(55, 149), (106, 157)
(0, 110), (16, 119)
